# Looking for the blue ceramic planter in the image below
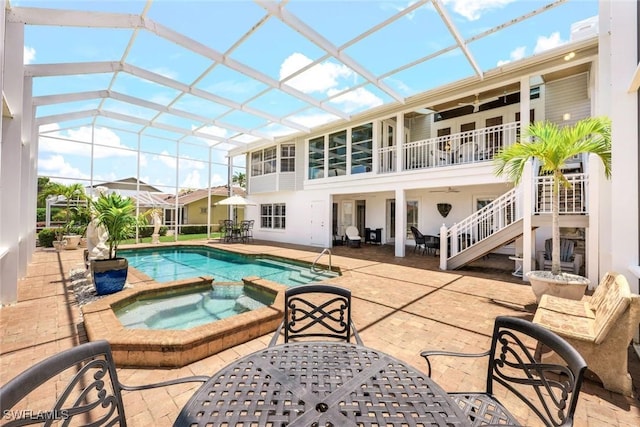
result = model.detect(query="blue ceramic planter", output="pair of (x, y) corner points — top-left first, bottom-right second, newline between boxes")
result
(92, 258), (128, 295)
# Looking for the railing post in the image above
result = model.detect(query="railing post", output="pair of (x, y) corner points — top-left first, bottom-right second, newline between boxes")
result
(522, 160), (534, 280)
(439, 223), (448, 270)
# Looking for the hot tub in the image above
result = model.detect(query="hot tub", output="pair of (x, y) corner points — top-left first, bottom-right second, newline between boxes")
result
(81, 276), (285, 367)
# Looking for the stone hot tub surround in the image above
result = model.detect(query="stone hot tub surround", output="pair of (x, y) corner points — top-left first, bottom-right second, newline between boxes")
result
(82, 276), (286, 367)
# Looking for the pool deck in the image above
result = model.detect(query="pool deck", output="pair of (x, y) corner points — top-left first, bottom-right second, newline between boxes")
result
(1, 240), (639, 426)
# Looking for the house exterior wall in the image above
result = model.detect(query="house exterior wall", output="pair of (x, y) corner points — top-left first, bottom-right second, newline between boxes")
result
(545, 72), (591, 125)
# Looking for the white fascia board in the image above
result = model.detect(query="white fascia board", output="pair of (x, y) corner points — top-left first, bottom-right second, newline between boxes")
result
(628, 62), (640, 93)
(25, 61), (120, 77)
(8, 7), (143, 29)
(36, 109), (98, 125)
(33, 90), (108, 106)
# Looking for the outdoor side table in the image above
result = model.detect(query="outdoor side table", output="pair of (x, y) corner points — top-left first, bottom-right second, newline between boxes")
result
(174, 342), (470, 426)
(509, 255), (524, 277)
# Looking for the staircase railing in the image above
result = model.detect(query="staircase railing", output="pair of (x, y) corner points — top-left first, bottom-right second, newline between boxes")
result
(311, 248), (332, 273)
(445, 188), (522, 258)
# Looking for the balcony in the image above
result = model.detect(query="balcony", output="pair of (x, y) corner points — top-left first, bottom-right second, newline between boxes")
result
(378, 122), (521, 173)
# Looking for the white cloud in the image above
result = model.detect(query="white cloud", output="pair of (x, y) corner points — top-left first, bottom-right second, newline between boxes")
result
(497, 46), (526, 66)
(288, 112), (341, 128)
(39, 125), (136, 159)
(38, 154), (89, 179)
(534, 32), (565, 54)
(181, 170), (201, 189)
(24, 46), (36, 64)
(280, 53), (355, 94)
(445, 0), (515, 21)
(198, 125), (229, 139)
(157, 151), (177, 169)
(327, 87), (383, 113)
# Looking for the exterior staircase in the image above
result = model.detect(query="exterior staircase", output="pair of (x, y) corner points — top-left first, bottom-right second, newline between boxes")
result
(442, 171), (588, 270)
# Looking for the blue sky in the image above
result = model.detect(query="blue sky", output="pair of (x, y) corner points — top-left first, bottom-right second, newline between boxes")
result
(12, 0), (599, 193)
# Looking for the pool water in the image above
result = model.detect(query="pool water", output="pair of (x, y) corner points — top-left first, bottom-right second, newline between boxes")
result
(118, 246), (338, 286)
(115, 284), (274, 330)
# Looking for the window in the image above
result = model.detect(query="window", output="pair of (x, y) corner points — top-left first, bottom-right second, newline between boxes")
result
(328, 130), (347, 177)
(200, 207), (207, 214)
(281, 144), (295, 172)
(261, 203), (286, 229)
(406, 201), (418, 239)
(251, 147), (277, 176)
(351, 123), (372, 174)
(308, 136), (325, 179)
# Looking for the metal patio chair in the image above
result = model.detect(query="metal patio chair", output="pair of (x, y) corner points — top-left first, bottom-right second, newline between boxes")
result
(420, 316), (587, 427)
(0, 340), (208, 427)
(269, 284), (363, 346)
(410, 226), (427, 254)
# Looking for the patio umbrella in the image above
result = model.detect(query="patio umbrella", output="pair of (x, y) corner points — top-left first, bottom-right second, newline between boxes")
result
(215, 195), (257, 222)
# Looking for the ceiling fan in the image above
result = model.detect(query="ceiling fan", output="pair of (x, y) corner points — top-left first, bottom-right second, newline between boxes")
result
(429, 187), (460, 193)
(457, 93), (500, 112)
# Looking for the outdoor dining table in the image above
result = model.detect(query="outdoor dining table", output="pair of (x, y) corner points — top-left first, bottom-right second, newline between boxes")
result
(173, 341), (471, 426)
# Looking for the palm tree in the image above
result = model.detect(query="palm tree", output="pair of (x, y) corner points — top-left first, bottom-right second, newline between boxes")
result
(494, 117), (611, 276)
(232, 172), (246, 188)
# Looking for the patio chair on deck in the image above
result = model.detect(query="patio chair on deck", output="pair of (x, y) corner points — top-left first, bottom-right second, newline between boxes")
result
(269, 284), (363, 346)
(345, 225), (361, 247)
(536, 238), (583, 274)
(410, 226), (427, 254)
(420, 316), (586, 427)
(222, 219), (236, 242)
(0, 340), (208, 426)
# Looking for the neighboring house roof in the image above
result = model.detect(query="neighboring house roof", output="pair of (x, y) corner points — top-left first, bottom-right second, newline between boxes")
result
(88, 177), (163, 193)
(163, 186), (246, 205)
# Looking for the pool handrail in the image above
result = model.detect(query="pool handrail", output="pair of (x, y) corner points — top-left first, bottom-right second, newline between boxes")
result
(311, 248), (332, 273)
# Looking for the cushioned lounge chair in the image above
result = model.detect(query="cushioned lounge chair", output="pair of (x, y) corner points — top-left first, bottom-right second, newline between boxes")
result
(345, 226), (361, 247)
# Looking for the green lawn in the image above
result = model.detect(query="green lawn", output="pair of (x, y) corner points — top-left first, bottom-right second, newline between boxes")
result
(122, 233), (222, 245)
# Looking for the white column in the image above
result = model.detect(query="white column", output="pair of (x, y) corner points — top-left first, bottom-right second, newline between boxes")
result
(599, 0), (639, 294)
(587, 154), (602, 287)
(395, 112), (404, 173)
(521, 161), (534, 280)
(1, 20), (25, 305)
(18, 74), (34, 276)
(394, 188), (406, 257)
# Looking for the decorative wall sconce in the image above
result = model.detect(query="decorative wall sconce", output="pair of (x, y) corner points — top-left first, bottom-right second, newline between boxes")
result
(437, 203), (452, 218)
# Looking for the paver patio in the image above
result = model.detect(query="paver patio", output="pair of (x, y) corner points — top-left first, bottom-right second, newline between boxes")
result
(1, 240), (638, 426)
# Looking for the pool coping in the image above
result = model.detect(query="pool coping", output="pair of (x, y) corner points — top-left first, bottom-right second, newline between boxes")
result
(82, 275), (286, 368)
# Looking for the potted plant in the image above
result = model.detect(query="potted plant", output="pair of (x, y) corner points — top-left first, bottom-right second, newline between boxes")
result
(90, 192), (138, 295)
(494, 117), (611, 301)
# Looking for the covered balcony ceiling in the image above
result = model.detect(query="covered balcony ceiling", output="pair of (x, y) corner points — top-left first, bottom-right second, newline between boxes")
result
(8, 0), (599, 154)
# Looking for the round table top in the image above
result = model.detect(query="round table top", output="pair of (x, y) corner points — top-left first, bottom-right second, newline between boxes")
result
(174, 341), (470, 426)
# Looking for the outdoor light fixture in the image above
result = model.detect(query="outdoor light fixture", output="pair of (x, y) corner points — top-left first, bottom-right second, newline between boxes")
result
(564, 51), (576, 61)
(437, 203), (452, 218)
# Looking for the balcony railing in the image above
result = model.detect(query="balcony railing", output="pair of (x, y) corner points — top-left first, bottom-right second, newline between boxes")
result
(378, 122), (521, 173)
(534, 173), (588, 214)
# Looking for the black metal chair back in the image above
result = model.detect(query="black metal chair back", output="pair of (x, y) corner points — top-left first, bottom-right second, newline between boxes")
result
(269, 284), (362, 346)
(222, 219), (235, 242)
(0, 340), (207, 427)
(422, 316), (586, 426)
(410, 226), (426, 253)
(486, 316), (587, 426)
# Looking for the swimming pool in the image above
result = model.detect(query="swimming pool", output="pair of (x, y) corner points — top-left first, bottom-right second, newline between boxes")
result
(118, 246), (338, 286)
(115, 284), (275, 330)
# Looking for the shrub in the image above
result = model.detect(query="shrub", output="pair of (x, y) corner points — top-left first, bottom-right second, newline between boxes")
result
(36, 208), (47, 222)
(38, 228), (62, 247)
(181, 225), (209, 235)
